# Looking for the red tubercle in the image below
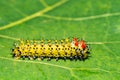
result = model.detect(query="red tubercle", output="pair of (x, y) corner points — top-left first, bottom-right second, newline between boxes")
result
(80, 40), (86, 49)
(73, 37), (78, 46)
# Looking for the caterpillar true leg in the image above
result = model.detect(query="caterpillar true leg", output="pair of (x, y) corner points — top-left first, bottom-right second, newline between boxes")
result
(40, 56), (44, 60)
(56, 57), (59, 61)
(22, 56), (25, 60)
(63, 56), (66, 61)
(28, 55), (31, 60)
(70, 56), (73, 61)
(12, 53), (15, 58)
(33, 55), (36, 60)
(47, 57), (51, 61)
(74, 55), (78, 61)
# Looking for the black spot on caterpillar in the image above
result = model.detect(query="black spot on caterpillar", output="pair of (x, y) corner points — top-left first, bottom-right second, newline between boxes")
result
(12, 37), (90, 61)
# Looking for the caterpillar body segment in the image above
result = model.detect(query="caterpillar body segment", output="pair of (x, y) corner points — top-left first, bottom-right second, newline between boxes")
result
(12, 38), (90, 61)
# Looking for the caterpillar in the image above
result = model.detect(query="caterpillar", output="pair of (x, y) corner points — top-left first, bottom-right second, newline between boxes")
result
(12, 37), (90, 61)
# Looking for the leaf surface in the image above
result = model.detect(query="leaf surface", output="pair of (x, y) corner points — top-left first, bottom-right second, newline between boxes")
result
(0, 0), (120, 80)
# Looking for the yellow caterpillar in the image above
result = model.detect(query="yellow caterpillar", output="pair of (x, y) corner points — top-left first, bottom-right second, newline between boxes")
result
(12, 37), (90, 61)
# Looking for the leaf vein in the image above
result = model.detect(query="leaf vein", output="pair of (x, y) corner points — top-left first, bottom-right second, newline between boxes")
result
(0, 0), (68, 31)
(41, 12), (120, 21)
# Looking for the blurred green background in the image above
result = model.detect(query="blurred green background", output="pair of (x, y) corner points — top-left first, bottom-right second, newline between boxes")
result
(0, 0), (120, 80)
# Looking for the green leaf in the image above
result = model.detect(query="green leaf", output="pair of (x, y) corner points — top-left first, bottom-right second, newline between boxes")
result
(0, 0), (120, 80)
